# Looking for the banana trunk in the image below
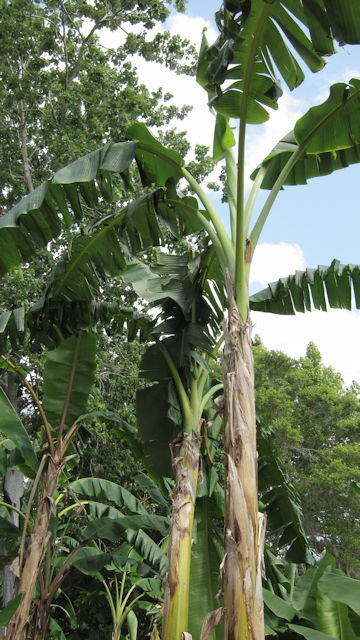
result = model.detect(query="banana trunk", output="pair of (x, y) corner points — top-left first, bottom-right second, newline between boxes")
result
(6, 458), (62, 640)
(162, 430), (201, 640)
(222, 299), (266, 640)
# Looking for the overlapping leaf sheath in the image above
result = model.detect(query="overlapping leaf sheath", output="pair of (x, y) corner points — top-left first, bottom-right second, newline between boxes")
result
(162, 430), (201, 640)
(222, 298), (265, 640)
(6, 458), (63, 640)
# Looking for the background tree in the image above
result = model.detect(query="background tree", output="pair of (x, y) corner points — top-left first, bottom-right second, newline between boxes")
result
(254, 339), (360, 577)
(0, 0), (194, 207)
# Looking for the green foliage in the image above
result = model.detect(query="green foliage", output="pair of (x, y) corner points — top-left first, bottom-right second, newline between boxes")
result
(188, 498), (224, 640)
(0, 0), (201, 361)
(254, 341), (360, 575)
(3, 2), (360, 639)
(250, 260), (360, 315)
(250, 76), (360, 186)
(0, 594), (25, 627)
(0, 385), (37, 475)
(263, 553), (360, 640)
(258, 427), (313, 565)
(128, 244), (225, 474)
(43, 332), (97, 432)
(0, 0), (193, 209)
(69, 477), (148, 516)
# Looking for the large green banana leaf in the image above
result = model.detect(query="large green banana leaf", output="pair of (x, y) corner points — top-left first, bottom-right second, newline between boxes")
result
(251, 79), (360, 189)
(134, 247), (226, 475)
(316, 588), (356, 640)
(125, 528), (168, 577)
(123, 243), (226, 337)
(0, 299), (154, 351)
(319, 573), (360, 618)
(71, 546), (158, 579)
(293, 566), (360, 640)
(0, 386), (37, 474)
(44, 194), (202, 303)
(263, 555), (360, 640)
(0, 594), (25, 627)
(0, 141), (134, 275)
(42, 332), (96, 431)
(188, 498), (224, 640)
(81, 514), (169, 541)
(56, 477), (169, 580)
(126, 121), (184, 187)
(287, 623), (336, 640)
(198, 1), (360, 125)
(0, 128), (200, 281)
(292, 554), (335, 626)
(69, 477), (148, 515)
(258, 427), (313, 564)
(250, 260), (360, 315)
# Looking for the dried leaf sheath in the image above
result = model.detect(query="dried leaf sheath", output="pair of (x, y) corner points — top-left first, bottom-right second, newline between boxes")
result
(6, 458), (63, 640)
(162, 430), (201, 640)
(222, 301), (265, 640)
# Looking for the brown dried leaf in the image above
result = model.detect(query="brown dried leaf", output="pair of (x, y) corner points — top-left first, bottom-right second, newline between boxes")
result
(200, 607), (224, 640)
(10, 556), (20, 579)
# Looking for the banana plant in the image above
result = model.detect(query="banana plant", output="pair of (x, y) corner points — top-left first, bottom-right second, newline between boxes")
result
(125, 245), (225, 640)
(52, 476), (169, 640)
(0, 379), (171, 640)
(0, 332), (97, 640)
(1, 3), (360, 640)
(262, 552), (360, 640)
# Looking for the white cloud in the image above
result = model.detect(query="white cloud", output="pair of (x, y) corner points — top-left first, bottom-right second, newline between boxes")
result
(247, 242), (360, 386)
(88, 18), (151, 50)
(96, 13), (217, 151)
(167, 13), (217, 51)
(133, 55), (215, 147)
(249, 242), (360, 386)
(250, 242), (306, 287)
(252, 308), (360, 388)
(131, 14), (217, 151)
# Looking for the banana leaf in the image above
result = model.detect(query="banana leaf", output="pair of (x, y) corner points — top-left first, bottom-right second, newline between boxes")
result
(69, 477), (148, 515)
(250, 260), (360, 315)
(42, 332), (96, 431)
(0, 386), (37, 475)
(198, 0), (360, 127)
(251, 79), (360, 189)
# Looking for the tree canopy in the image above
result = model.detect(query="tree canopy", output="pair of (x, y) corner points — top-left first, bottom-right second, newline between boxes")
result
(255, 340), (360, 576)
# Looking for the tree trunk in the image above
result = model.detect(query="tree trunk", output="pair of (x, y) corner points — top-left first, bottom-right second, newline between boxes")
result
(161, 429), (201, 640)
(6, 458), (62, 640)
(18, 99), (34, 193)
(30, 600), (51, 640)
(222, 297), (266, 640)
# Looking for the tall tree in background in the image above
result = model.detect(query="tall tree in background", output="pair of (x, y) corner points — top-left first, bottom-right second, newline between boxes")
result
(254, 340), (360, 577)
(0, 0), (193, 207)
